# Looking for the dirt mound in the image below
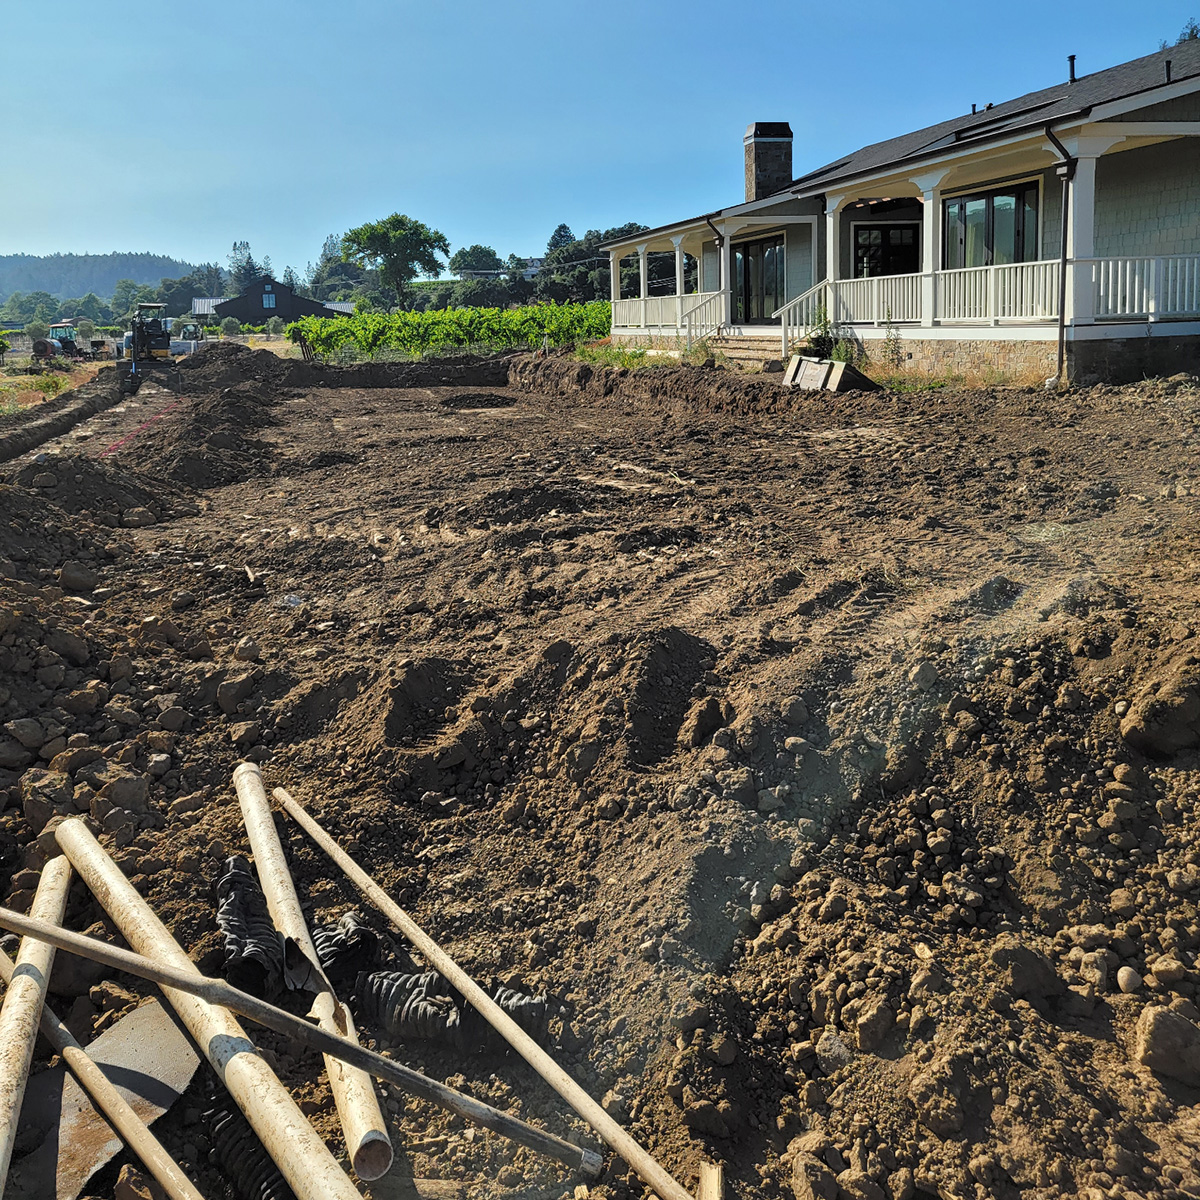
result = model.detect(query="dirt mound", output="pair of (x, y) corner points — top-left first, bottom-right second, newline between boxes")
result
(118, 380), (279, 487)
(6, 452), (195, 528)
(0, 483), (117, 588)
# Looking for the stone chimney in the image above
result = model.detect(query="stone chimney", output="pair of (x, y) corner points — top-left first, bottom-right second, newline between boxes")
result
(744, 122), (793, 202)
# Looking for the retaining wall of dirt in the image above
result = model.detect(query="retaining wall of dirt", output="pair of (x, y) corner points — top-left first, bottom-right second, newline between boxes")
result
(507, 354), (798, 415)
(0, 370), (124, 463)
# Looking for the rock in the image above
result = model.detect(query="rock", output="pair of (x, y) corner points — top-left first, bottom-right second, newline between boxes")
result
(20, 770), (74, 831)
(122, 507), (157, 528)
(157, 706), (188, 731)
(716, 766), (756, 807)
(668, 999), (710, 1032)
(217, 672), (256, 715)
(147, 753), (172, 778)
(45, 629), (89, 666)
(4, 719), (46, 750)
(600, 1088), (628, 1121)
(58, 561), (98, 593)
(61, 685), (105, 715)
(48, 746), (104, 776)
(32, 471), (57, 489)
(837, 1170), (886, 1200)
(1152, 957), (1188, 986)
(854, 994), (895, 1052)
(233, 635), (261, 662)
(95, 768), (150, 812)
(791, 1154), (839, 1200)
(679, 696), (724, 748)
(541, 638), (573, 663)
(681, 1096), (729, 1138)
(782, 695), (809, 725)
(988, 939), (1064, 1002)
(1135, 1005), (1200, 1086)
(170, 591), (196, 611)
(908, 1069), (964, 1136)
(229, 720), (261, 750)
(815, 1029), (853, 1074)
(1119, 642), (1200, 755)
(818, 894), (847, 922)
(114, 1162), (166, 1200)
(909, 661), (939, 691)
(0, 738), (33, 771)
(1117, 966), (1143, 993)
(785, 736), (811, 753)
(886, 1167), (915, 1200)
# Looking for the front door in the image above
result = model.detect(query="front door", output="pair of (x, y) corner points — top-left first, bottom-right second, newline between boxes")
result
(853, 224), (919, 278)
(733, 234), (785, 324)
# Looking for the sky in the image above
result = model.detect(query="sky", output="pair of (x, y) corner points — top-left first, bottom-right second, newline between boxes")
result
(0, 1), (1193, 279)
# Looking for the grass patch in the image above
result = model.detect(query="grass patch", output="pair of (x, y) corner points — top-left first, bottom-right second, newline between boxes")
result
(573, 344), (678, 370)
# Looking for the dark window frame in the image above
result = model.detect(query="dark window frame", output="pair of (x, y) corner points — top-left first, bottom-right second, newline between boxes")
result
(851, 221), (922, 279)
(943, 180), (1040, 269)
(732, 232), (787, 325)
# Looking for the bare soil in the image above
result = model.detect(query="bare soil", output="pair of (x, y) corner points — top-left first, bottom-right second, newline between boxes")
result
(2, 342), (1200, 1200)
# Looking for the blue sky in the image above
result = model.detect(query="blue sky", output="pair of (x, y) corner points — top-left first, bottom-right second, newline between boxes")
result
(0, 1), (1192, 278)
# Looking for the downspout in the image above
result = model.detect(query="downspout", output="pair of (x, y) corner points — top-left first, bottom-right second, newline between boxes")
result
(1045, 123), (1076, 382)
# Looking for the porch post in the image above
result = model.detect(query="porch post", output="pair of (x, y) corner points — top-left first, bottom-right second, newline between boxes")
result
(637, 244), (649, 300)
(719, 229), (734, 328)
(609, 250), (621, 304)
(912, 169), (951, 328)
(1061, 134), (1124, 327)
(824, 194), (846, 284)
(671, 235), (686, 331)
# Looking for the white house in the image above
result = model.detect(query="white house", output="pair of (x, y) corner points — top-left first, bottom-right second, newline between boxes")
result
(603, 43), (1200, 381)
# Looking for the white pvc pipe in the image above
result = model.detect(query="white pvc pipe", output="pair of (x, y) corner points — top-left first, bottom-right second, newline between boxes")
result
(0, 855), (72, 1196)
(54, 818), (362, 1200)
(233, 762), (392, 1180)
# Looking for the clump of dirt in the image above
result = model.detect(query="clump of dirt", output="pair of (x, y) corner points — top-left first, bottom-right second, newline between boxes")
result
(119, 379), (280, 487)
(6, 452), (195, 527)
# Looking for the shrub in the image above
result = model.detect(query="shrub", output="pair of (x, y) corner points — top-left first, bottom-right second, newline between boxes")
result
(266, 316), (285, 336)
(288, 300), (610, 357)
(0, 334), (9, 357)
(219, 316), (241, 337)
(76, 318), (96, 343)
(25, 321), (49, 341)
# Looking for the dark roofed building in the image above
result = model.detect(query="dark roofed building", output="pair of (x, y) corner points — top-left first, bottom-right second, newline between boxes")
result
(214, 277), (335, 324)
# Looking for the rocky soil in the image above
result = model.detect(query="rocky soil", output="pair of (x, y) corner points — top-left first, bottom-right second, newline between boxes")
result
(1, 342), (1199, 1200)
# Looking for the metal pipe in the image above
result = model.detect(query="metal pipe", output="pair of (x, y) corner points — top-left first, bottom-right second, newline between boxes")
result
(52, 818), (364, 1200)
(0, 947), (206, 1200)
(274, 787), (695, 1200)
(0, 855), (71, 1196)
(1045, 123), (1076, 383)
(0, 903), (603, 1179)
(232, 763), (392, 1181)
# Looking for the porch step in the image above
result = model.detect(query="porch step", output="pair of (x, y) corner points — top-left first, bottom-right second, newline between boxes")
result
(707, 335), (785, 372)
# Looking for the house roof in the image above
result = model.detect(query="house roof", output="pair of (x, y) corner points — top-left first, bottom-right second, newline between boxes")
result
(601, 41), (1200, 250)
(322, 301), (355, 314)
(191, 297), (230, 315)
(794, 40), (1200, 193)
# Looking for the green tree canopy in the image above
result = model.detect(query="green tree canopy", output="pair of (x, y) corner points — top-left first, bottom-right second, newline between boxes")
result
(111, 279), (159, 324)
(546, 224), (575, 255)
(219, 316), (241, 337)
(25, 320), (49, 340)
(75, 318), (96, 342)
(157, 264), (226, 318)
(228, 241), (268, 293)
(448, 244), (504, 277)
(0, 290), (59, 325)
(535, 222), (650, 303)
(342, 214), (449, 299)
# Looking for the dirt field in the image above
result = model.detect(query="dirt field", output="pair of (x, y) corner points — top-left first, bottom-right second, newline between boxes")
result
(2, 343), (1200, 1200)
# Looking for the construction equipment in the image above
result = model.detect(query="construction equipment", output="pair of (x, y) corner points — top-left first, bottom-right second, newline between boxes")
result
(176, 320), (204, 342)
(129, 303), (171, 373)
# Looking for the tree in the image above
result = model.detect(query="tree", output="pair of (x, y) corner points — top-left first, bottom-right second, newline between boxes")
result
(546, 224), (575, 255)
(111, 279), (159, 324)
(219, 316), (241, 337)
(266, 315), (285, 336)
(25, 320), (49, 340)
(448, 244), (504, 277)
(341, 214), (449, 303)
(535, 222), (650, 303)
(1, 290), (58, 325)
(156, 264), (225, 319)
(449, 278), (514, 309)
(76, 318), (96, 342)
(228, 241), (265, 293)
(281, 265), (303, 295)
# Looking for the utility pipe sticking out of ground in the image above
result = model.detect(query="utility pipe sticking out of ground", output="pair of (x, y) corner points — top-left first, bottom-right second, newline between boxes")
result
(274, 786), (697, 1200)
(0, 947), (206, 1200)
(0, 855), (71, 1198)
(52, 818), (365, 1200)
(232, 761), (393, 1181)
(0, 903), (605, 1179)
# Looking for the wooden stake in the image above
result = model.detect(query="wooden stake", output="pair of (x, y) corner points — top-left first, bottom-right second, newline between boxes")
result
(0, 947), (205, 1200)
(0, 855), (71, 1197)
(274, 786), (698, 1200)
(233, 763), (392, 1180)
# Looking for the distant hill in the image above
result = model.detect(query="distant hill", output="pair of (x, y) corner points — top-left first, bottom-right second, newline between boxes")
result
(0, 252), (198, 302)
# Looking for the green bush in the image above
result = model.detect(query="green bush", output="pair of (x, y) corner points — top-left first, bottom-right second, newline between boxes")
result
(0, 334), (9, 357)
(287, 300), (610, 357)
(25, 321), (49, 341)
(219, 316), (241, 337)
(266, 316), (285, 336)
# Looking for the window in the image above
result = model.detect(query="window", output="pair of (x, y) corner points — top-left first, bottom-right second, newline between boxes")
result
(853, 224), (919, 278)
(733, 234), (785, 324)
(262, 293), (276, 309)
(944, 182), (1039, 269)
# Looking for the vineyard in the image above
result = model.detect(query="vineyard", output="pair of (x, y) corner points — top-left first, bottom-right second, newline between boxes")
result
(287, 300), (611, 357)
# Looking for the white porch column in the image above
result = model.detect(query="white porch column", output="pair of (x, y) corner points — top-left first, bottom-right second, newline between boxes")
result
(824, 194), (847, 283)
(719, 230), (734, 327)
(672, 235), (685, 297)
(912, 169), (951, 327)
(1060, 135), (1124, 326)
(636, 243), (649, 300)
(609, 250), (621, 304)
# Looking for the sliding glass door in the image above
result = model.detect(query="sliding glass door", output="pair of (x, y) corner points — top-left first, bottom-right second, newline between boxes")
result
(944, 183), (1039, 269)
(733, 234), (785, 324)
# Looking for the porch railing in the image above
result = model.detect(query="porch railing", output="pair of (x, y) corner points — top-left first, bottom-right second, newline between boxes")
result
(830, 272), (924, 326)
(773, 282), (827, 357)
(611, 291), (721, 331)
(1090, 253), (1200, 319)
(935, 260), (1060, 322)
(683, 292), (725, 349)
